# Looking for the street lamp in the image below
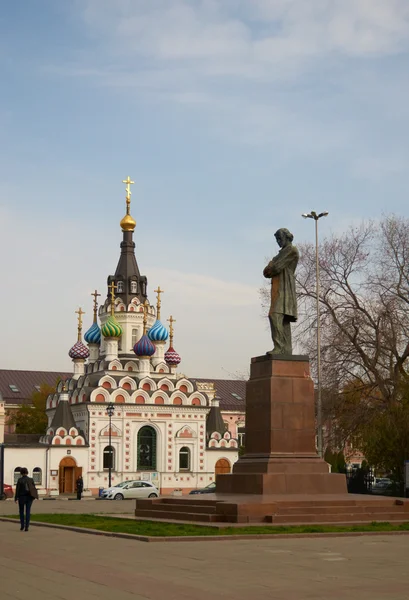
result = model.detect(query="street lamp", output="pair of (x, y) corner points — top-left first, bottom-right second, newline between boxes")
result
(302, 211), (329, 458)
(106, 403), (115, 487)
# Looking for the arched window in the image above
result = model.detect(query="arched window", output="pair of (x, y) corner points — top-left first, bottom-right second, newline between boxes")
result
(117, 281), (124, 293)
(103, 445), (115, 470)
(132, 328), (138, 347)
(33, 467), (42, 485)
(130, 280), (138, 294)
(179, 447), (190, 471)
(13, 467), (21, 484)
(137, 426), (157, 471)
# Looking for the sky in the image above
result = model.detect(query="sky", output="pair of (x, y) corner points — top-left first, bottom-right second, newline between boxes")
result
(1, 0), (409, 378)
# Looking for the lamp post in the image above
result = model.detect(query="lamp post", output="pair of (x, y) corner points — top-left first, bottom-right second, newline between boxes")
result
(302, 211), (329, 458)
(106, 403), (115, 487)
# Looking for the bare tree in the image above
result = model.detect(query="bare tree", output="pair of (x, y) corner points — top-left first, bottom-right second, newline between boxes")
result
(292, 215), (409, 447)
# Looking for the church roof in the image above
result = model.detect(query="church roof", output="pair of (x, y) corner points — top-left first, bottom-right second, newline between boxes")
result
(49, 397), (77, 432)
(206, 405), (227, 438)
(0, 370), (246, 412)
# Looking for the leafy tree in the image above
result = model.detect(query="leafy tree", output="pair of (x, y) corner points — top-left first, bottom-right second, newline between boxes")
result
(8, 383), (56, 434)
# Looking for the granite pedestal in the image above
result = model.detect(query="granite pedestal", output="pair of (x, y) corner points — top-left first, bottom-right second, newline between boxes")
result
(216, 354), (347, 495)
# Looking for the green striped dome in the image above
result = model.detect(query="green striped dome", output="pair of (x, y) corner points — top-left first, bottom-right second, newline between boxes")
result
(101, 315), (123, 338)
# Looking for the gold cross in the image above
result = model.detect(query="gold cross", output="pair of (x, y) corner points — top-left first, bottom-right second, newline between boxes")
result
(143, 300), (150, 334)
(122, 176), (135, 208)
(91, 289), (101, 322)
(167, 315), (175, 344)
(109, 281), (117, 316)
(154, 286), (164, 320)
(75, 307), (85, 341)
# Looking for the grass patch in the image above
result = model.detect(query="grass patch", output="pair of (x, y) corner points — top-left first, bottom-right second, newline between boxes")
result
(5, 514), (409, 537)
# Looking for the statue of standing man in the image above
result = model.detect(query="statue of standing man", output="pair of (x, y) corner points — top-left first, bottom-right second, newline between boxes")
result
(263, 228), (299, 355)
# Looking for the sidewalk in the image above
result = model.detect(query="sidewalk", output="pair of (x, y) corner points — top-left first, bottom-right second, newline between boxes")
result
(0, 499), (135, 516)
(1, 520), (409, 599)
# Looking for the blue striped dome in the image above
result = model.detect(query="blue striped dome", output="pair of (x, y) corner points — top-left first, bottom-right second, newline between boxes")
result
(84, 322), (101, 344)
(147, 320), (169, 342)
(134, 334), (156, 357)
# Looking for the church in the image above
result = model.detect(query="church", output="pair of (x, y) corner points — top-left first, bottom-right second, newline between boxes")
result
(0, 178), (242, 495)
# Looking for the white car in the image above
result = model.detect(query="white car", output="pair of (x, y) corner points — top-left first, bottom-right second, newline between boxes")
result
(103, 480), (159, 500)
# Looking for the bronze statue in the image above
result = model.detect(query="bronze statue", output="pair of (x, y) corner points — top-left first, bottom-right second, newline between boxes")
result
(263, 228), (299, 354)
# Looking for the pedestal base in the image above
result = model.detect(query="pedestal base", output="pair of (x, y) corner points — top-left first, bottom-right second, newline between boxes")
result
(217, 470), (347, 495)
(216, 353), (347, 496)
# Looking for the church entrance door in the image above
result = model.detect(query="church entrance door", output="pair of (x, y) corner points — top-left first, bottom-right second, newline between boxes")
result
(59, 457), (79, 493)
(215, 458), (231, 475)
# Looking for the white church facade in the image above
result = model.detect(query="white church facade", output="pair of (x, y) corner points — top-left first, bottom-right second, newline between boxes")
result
(0, 178), (240, 496)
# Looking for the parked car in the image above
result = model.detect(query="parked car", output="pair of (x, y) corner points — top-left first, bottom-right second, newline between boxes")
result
(189, 482), (216, 495)
(372, 479), (394, 495)
(1, 484), (13, 499)
(102, 480), (159, 500)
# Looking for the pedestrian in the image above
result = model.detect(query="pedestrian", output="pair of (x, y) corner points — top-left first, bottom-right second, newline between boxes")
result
(14, 467), (38, 532)
(76, 475), (84, 500)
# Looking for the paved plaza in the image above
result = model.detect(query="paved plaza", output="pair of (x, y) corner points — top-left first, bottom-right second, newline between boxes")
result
(1, 514), (409, 599)
(0, 498), (135, 516)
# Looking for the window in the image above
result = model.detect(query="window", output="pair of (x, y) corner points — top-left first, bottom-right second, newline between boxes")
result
(9, 384), (20, 393)
(137, 426), (157, 471)
(117, 281), (124, 293)
(224, 421), (229, 432)
(103, 445), (115, 470)
(14, 467), (21, 484)
(231, 392), (242, 400)
(34, 385), (41, 392)
(179, 447), (190, 471)
(132, 328), (138, 347)
(130, 281), (138, 294)
(33, 467), (42, 485)
(237, 426), (246, 447)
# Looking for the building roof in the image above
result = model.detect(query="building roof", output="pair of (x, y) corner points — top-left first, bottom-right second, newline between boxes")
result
(0, 370), (247, 412)
(49, 398), (77, 432)
(0, 370), (70, 406)
(192, 378), (246, 411)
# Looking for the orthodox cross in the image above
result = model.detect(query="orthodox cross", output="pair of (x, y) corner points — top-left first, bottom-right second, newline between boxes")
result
(143, 300), (150, 335)
(167, 315), (176, 345)
(154, 286), (164, 320)
(75, 307), (85, 341)
(109, 281), (117, 316)
(91, 289), (101, 323)
(122, 176), (135, 212)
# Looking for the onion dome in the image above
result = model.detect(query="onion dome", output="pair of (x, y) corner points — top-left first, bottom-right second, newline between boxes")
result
(120, 212), (136, 232)
(84, 321), (101, 344)
(134, 334), (156, 357)
(101, 315), (123, 338)
(69, 340), (90, 360)
(164, 346), (181, 367)
(148, 320), (169, 342)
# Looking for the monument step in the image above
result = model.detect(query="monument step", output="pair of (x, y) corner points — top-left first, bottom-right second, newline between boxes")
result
(275, 504), (405, 516)
(267, 512), (408, 524)
(134, 509), (220, 522)
(268, 498), (400, 508)
(137, 502), (218, 515)
(160, 498), (219, 507)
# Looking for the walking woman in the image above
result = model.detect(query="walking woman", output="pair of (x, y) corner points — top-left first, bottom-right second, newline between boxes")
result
(14, 468), (38, 531)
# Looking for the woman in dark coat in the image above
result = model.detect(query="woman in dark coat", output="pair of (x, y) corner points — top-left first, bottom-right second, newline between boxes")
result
(14, 467), (38, 531)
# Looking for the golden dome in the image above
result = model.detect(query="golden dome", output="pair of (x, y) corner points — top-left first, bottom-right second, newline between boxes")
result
(120, 212), (136, 231)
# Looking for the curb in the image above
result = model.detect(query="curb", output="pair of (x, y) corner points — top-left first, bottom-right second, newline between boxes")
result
(2, 517), (409, 543)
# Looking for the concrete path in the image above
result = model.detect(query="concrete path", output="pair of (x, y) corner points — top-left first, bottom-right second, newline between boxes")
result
(1, 520), (409, 599)
(0, 499), (134, 515)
